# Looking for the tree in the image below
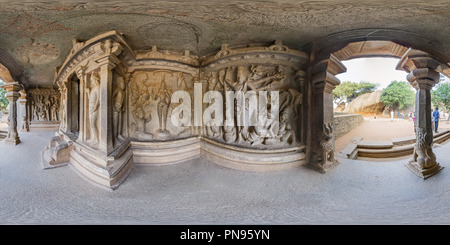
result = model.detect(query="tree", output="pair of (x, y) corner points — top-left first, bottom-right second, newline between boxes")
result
(431, 74), (450, 119)
(380, 80), (415, 110)
(0, 80), (9, 110)
(333, 81), (378, 107)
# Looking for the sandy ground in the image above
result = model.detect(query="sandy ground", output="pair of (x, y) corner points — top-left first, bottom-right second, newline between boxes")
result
(335, 117), (450, 152)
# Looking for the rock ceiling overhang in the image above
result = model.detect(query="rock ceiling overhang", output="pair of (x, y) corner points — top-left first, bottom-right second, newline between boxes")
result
(0, 0), (448, 87)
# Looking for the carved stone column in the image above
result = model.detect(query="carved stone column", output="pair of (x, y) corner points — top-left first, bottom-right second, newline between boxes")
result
(397, 49), (445, 179)
(57, 80), (68, 133)
(309, 54), (346, 172)
(96, 57), (117, 153)
(75, 66), (87, 142)
(3, 82), (22, 145)
(18, 89), (28, 132)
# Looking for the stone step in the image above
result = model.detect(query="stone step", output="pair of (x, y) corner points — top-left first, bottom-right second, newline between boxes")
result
(357, 140), (393, 149)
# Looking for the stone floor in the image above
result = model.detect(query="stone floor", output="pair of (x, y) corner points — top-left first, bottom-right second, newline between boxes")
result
(1, 130), (450, 225)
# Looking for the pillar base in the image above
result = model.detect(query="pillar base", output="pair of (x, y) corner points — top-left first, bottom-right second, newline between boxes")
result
(405, 161), (444, 179)
(3, 137), (20, 145)
(309, 159), (339, 173)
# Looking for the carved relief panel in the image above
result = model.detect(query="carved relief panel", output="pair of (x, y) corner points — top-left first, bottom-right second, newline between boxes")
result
(201, 45), (307, 149)
(128, 69), (196, 141)
(84, 70), (101, 147)
(28, 88), (60, 122)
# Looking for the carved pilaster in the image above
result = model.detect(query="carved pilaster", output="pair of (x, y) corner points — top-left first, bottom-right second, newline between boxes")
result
(2, 82), (22, 145)
(396, 49), (446, 179)
(97, 57), (118, 153)
(75, 66), (87, 142)
(19, 89), (28, 132)
(309, 54), (346, 172)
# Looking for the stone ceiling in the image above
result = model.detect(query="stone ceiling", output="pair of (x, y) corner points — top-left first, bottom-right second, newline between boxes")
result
(0, 0), (448, 88)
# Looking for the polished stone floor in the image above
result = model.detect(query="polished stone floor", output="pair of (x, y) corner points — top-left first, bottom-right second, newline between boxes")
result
(0, 130), (449, 225)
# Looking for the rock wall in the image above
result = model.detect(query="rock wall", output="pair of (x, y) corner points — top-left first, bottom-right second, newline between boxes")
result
(343, 90), (385, 116)
(334, 112), (364, 139)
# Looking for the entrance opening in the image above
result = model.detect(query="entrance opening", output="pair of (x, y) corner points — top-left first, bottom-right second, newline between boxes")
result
(333, 57), (450, 160)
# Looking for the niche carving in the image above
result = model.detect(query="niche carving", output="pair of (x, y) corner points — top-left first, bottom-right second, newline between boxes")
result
(29, 88), (60, 122)
(128, 70), (195, 141)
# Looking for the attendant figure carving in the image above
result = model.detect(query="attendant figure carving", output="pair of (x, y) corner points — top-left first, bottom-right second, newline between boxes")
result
(155, 79), (171, 133)
(88, 72), (100, 146)
(112, 76), (125, 141)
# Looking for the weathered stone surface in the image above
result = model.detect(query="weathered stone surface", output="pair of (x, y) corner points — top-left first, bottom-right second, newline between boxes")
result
(40, 32), (310, 188)
(343, 90), (385, 115)
(0, 1), (445, 189)
(333, 112), (364, 139)
(0, 1), (449, 89)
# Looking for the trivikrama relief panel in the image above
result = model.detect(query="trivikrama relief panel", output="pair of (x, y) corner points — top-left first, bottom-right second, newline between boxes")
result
(200, 44), (306, 150)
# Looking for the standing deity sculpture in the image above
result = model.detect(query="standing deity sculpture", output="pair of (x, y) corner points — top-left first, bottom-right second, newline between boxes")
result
(50, 96), (59, 121)
(155, 78), (171, 134)
(43, 96), (51, 121)
(60, 86), (67, 129)
(112, 76), (125, 141)
(87, 72), (100, 146)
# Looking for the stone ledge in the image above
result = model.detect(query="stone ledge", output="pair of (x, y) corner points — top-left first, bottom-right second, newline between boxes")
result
(358, 140), (393, 149)
(42, 135), (307, 189)
(339, 129), (450, 159)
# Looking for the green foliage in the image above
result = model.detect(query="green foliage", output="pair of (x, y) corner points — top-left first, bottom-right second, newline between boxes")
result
(431, 81), (450, 112)
(0, 80), (9, 110)
(333, 81), (378, 105)
(380, 80), (415, 110)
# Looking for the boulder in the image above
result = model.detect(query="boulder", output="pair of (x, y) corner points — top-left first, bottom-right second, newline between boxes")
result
(343, 90), (385, 115)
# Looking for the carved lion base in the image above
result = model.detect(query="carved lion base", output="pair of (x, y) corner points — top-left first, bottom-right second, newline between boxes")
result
(41, 133), (73, 169)
(309, 158), (339, 173)
(405, 160), (444, 179)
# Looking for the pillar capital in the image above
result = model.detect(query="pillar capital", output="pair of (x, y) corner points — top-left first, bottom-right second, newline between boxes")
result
(2, 81), (22, 93)
(311, 54), (346, 94)
(397, 48), (448, 74)
(407, 68), (440, 90)
(19, 89), (27, 99)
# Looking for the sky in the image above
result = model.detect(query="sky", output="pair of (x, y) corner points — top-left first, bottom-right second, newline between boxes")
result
(335, 57), (450, 90)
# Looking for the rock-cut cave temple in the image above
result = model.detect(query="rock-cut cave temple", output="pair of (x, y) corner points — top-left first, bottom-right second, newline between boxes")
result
(0, 0), (449, 189)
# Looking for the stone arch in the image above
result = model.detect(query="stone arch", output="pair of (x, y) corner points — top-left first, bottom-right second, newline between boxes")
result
(332, 40), (409, 61)
(307, 29), (448, 178)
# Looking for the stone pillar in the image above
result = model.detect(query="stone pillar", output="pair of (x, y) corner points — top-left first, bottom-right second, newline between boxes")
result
(308, 54), (346, 172)
(18, 89), (28, 132)
(397, 49), (445, 179)
(3, 82), (22, 145)
(96, 58), (116, 153)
